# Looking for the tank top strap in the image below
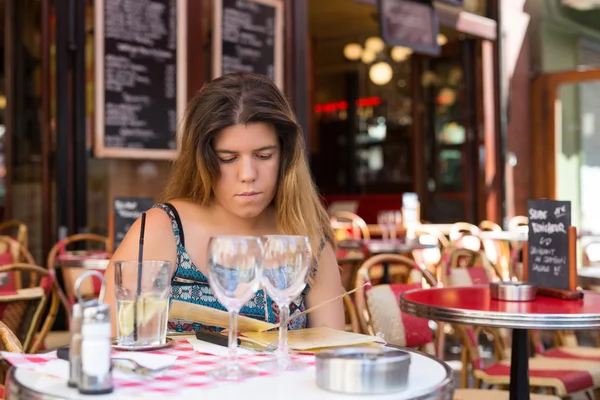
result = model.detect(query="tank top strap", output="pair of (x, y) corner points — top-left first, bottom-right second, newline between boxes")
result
(152, 203), (186, 248)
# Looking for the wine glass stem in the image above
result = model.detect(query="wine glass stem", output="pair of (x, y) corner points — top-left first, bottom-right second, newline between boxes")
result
(227, 311), (239, 372)
(277, 304), (290, 369)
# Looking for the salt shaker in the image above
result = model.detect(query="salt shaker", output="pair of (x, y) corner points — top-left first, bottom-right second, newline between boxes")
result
(73, 270), (113, 395)
(68, 302), (83, 388)
(79, 301), (113, 395)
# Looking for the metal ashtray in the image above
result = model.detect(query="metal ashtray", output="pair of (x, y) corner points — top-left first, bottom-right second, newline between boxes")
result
(315, 347), (410, 395)
(490, 281), (536, 302)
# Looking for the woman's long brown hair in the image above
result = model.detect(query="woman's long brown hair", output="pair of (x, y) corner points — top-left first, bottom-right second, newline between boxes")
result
(163, 72), (333, 284)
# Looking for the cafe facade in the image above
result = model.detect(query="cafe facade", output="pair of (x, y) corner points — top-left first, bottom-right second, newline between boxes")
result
(0, 0), (504, 261)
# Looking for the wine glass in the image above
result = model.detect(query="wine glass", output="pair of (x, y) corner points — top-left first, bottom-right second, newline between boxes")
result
(260, 235), (312, 371)
(206, 236), (264, 380)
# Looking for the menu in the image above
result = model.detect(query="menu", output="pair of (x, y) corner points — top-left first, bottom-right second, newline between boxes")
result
(113, 197), (155, 249)
(526, 199), (571, 291)
(213, 0), (283, 88)
(95, 0), (180, 158)
(378, 0), (440, 56)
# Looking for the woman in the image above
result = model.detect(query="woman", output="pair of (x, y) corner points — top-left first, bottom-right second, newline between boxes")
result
(104, 72), (345, 334)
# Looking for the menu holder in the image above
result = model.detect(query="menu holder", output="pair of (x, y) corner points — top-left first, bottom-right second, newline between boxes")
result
(212, 0), (284, 89)
(112, 197), (155, 250)
(94, 0), (187, 159)
(522, 199), (582, 300)
(378, 0), (440, 56)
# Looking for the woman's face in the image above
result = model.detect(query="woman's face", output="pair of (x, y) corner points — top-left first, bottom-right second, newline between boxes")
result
(212, 122), (280, 219)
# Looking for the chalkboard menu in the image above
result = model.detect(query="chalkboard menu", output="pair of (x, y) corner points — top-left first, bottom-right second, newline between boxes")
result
(113, 197), (155, 249)
(378, 0), (440, 56)
(94, 0), (186, 159)
(527, 199), (571, 291)
(212, 0), (283, 89)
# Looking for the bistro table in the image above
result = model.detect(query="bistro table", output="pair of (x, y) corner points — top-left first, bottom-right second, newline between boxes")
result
(479, 231), (528, 242)
(366, 239), (436, 283)
(400, 285), (600, 400)
(5, 337), (455, 400)
(55, 250), (111, 270)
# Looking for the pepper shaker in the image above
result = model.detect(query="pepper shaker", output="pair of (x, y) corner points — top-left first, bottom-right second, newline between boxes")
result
(68, 303), (83, 388)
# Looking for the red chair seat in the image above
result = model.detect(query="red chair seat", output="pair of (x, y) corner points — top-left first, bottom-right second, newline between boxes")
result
(543, 347), (600, 362)
(475, 356), (600, 396)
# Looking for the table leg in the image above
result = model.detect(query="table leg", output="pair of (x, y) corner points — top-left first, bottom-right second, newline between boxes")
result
(509, 329), (530, 400)
(382, 262), (390, 284)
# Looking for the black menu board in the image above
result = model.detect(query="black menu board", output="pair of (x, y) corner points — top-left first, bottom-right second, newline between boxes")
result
(378, 0), (440, 56)
(527, 199), (571, 291)
(113, 197), (155, 249)
(94, 0), (184, 159)
(213, 0), (283, 89)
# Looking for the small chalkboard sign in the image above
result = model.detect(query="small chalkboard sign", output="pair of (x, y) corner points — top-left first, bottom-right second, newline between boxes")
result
(525, 199), (574, 291)
(113, 197), (155, 249)
(94, 0), (187, 159)
(378, 0), (440, 56)
(212, 0), (284, 89)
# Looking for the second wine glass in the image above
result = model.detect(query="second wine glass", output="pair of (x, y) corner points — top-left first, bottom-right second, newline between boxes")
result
(206, 236), (263, 380)
(261, 235), (312, 371)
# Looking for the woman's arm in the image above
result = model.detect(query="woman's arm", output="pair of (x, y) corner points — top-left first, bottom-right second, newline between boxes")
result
(104, 208), (178, 337)
(305, 243), (345, 330)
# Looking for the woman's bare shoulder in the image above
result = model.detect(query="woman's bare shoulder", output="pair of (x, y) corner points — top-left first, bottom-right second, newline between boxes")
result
(163, 199), (214, 225)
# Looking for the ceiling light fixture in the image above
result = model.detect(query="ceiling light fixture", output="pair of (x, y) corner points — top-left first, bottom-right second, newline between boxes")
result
(369, 62), (393, 86)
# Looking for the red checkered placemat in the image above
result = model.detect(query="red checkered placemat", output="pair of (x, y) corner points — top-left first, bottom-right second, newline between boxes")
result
(2, 340), (316, 396)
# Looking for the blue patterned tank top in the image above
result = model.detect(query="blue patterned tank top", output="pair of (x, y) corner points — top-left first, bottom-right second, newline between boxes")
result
(154, 203), (325, 332)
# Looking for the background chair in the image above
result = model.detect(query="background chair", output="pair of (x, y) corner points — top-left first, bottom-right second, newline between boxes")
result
(0, 263), (59, 354)
(47, 233), (111, 324)
(354, 254), (436, 351)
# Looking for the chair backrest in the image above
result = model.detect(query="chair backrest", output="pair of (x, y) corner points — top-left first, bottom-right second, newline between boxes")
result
(0, 236), (36, 290)
(0, 320), (24, 393)
(479, 220), (502, 232)
(0, 220), (28, 249)
(478, 221), (511, 280)
(449, 222), (481, 242)
(330, 211), (371, 240)
(0, 320), (23, 353)
(441, 248), (498, 287)
(354, 254), (437, 348)
(412, 228), (448, 284)
(47, 234), (110, 323)
(508, 215), (528, 232)
(0, 263), (59, 353)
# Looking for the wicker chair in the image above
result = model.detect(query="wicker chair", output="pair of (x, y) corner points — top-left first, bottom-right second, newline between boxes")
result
(47, 233), (111, 324)
(354, 254), (437, 350)
(0, 263), (59, 354)
(0, 320), (24, 398)
(0, 220), (28, 250)
(330, 211), (370, 241)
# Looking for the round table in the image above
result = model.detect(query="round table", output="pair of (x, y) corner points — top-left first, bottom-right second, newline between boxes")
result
(56, 251), (111, 269)
(479, 231), (528, 242)
(366, 239), (436, 284)
(5, 341), (454, 400)
(56, 258), (110, 269)
(400, 285), (600, 400)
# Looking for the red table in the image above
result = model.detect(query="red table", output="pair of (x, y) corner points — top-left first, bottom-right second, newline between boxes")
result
(400, 285), (600, 400)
